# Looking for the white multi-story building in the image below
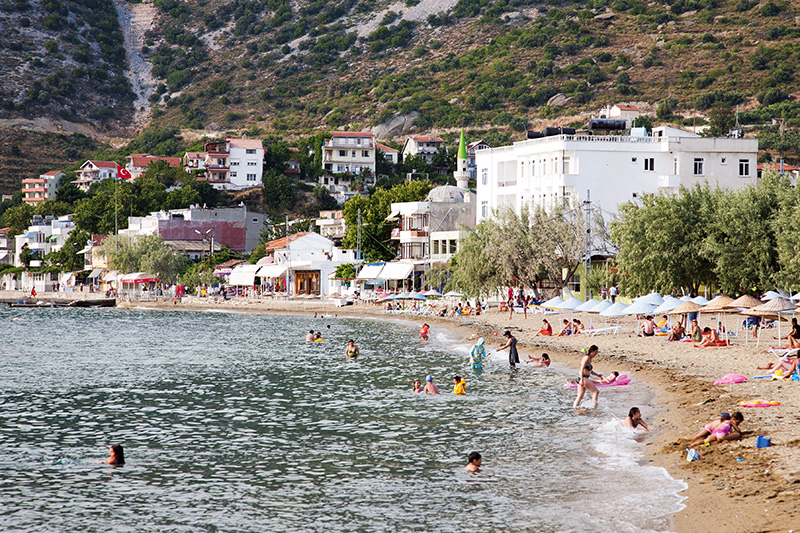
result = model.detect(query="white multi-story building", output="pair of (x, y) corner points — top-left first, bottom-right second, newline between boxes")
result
(185, 138), (264, 190)
(475, 126), (758, 222)
(73, 160), (119, 191)
(322, 132), (376, 175)
(22, 170), (65, 204)
(402, 136), (445, 165)
(600, 103), (642, 128)
(466, 140), (491, 179)
(15, 214), (75, 267)
(315, 210), (347, 239)
(376, 143), (399, 165)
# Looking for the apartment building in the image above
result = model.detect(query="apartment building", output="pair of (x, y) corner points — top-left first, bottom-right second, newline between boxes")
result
(401, 136), (446, 165)
(321, 132), (376, 175)
(184, 138), (264, 190)
(22, 170), (65, 204)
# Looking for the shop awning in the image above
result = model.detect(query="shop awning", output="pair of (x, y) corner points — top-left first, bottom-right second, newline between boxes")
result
(103, 271), (118, 282)
(228, 264), (261, 286)
(356, 263), (385, 280)
(120, 272), (160, 284)
(377, 262), (414, 280)
(386, 208), (400, 221)
(0, 251), (8, 261)
(258, 264), (288, 278)
(88, 268), (102, 278)
(77, 245), (92, 254)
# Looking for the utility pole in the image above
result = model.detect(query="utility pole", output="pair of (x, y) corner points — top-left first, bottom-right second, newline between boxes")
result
(356, 208), (362, 264)
(583, 190), (592, 301)
(114, 177), (118, 252)
(284, 215), (290, 296)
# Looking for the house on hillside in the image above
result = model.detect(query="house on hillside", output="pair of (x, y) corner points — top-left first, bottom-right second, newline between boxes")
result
(376, 142), (399, 165)
(0, 228), (13, 266)
(402, 136), (446, 165)
(126, 153), (182, 179)
(185, 138), (264, 190)
(73, 160), (119, 191)
(321, 132), (377, 176)
(315, 210), (346, 240)
(15, 215), (75, 268)
(600, 103), (642, 128)
(285, 147), (301, 177)
(22, 170), (65, 204)
(758, 162), (800, 186)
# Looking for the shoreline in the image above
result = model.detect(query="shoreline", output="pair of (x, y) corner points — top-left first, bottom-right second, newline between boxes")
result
(118, 297), (800, 532)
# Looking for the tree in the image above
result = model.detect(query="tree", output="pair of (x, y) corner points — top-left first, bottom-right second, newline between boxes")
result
(0, 203), (34, 236)
(101, 234), (187, 282)
(706, 171), (790, 293)
(55, 182), (87, 204)
(47, 229), (90, 271)
(446, 222), (498, 297)
(656, 98), (675, 120)
(611, 185), (716, 295)
(342, 181), (431, 261)
(262, 168), (297, 214)
(706, 102), (735, 137)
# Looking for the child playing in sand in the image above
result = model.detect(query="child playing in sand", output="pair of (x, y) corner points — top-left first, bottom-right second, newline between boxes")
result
(525, 353), (551, 367)
(691, 412), (744, 446)
(623, 407), (651, 430)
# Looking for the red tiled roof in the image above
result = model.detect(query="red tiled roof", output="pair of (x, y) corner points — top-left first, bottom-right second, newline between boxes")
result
(410, 136), (444, 142)
(615, 104), (639, 111)
(376, 142), (398, 152)
(330, 132), (374, 138)
(215, 259), (247, 269)
(92, 234), (109, 245)
(265, 232), (311, 250)
(129, 155), (182, 168)
(42, 170), (62, 176)
(83, 160), (118, 169)
(758, 163), (800, 171)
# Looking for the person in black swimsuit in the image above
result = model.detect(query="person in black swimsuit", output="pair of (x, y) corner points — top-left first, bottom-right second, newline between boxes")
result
(496, 330), (520, 368)
(573, 345), (601, 408)
(780, 318), (800, 349)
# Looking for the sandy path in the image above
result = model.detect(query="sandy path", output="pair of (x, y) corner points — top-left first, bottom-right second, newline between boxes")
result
(115, 0), (157, 127)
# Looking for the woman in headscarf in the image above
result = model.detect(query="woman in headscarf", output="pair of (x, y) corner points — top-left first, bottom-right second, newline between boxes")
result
(470, 338), (486, 372)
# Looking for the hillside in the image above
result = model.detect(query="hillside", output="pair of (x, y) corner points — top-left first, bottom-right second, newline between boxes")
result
(3, 0), (800, 191)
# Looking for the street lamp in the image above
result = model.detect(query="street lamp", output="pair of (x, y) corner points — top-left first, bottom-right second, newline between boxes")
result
(194, 228), (213, 262)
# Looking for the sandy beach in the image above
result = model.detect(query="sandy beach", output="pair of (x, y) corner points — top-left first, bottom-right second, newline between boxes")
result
(119, 296), (800, 532)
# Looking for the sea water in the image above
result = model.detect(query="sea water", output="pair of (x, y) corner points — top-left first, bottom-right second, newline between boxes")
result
(0, 307), (686, 532)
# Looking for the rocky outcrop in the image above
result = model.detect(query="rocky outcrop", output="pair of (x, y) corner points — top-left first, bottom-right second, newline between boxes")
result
(114, 0), (157, 127)
(371, 112), (419, 139)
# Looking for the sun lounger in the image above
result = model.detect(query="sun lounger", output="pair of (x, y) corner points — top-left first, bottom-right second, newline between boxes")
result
(586, 326), (620, 337)
(768, 348), (799, 359)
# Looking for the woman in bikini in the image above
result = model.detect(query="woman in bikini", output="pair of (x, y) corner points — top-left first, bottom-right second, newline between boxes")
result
(573, 345), (601, 408)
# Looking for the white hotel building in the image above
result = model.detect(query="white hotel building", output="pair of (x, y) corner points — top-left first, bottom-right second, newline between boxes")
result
(475, 126), (758, 220)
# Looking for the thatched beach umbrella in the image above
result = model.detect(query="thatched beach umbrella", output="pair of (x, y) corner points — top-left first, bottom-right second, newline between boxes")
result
(667, 301), (702, 335)
(701, 295), (735, 342)
(745, 297), (798, 345)
(724, 294), (772, 345)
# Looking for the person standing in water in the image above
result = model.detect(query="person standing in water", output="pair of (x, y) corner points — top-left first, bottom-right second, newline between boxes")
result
(345, 339), (359, 359)
(496, 330), (520, 369)
(573, 345), (601, 408)
(305, 330), (315, 342)
(453, 375), (466, 395)
(423, 375), (439, 394)
(623, 407), (652, 430)
(470, 338), (486, 372)
(420, 323), (430, 341)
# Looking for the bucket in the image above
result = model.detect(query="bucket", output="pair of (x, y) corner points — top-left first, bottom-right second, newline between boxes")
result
(756, 435), (771, 448)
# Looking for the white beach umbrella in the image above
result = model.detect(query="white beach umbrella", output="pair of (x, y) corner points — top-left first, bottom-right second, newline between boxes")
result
(540, 296), (564, 308)
(636, 292), (664, 306)
(589, 300), (613, 314)
(762, 290), (783, 301)
(599, 301), (629, 332)
(575, 299), (601, 312)
(791, 291), (800, 302)
(679, 295), (693, 302)
(691, 295), (709, 306)
(653, 296), (681, 315)
(624, 300), (658, 335)
(555, 297), (584, 326)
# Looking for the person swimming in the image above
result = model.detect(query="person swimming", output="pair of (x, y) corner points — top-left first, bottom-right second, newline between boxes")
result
(453, 375), (466, 395)
(305, 330), (315, 342)
(525, 353), (551, 367)
(105, 444), (125, 465)
(420, 323), (430, 341)
(345, 340), (359, 359)
(412, 379), (423, 393)
(465, 451), (481, 472)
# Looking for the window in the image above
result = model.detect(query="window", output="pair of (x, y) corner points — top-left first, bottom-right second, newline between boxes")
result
(362, 150), (369, 158)
(693, 158), (704, 175)
(449, 240), (457, 254)
(481, 169), (488, 185)
(230, 172), (237, 177)
(356, 138), (361, 145)
(433, 240), (439, 254)
(339, 150), (346, 157)
(247, 161), (258, 166)
(721, 157), (727, 165)
(246, 149), (256, 154)
(231, 161), (239, 166)
(246, 173), (256, 181)
(644, 158), (654, 171)
(739, 159), (750, 176)
(631, 157), (638, 163)
(481, 201), (488, 217)
(563, 157), (572, 174)
(531, 160), (536, 177)
(351, 150), (356, 158)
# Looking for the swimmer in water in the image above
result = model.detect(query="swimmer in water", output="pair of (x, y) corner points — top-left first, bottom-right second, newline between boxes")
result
(524, 353), (550, 366)
(423, 375), (439, 394)
(465, 451), (481, 472)
(315, 332), (323, 340)
(622, 407), (651, 430)
(105, 444), (125, 465)
(412, 380), (423, 393)
(345, 339), (359, 359)
(420, 323), (430, 341)
(305, 330), (315, 342)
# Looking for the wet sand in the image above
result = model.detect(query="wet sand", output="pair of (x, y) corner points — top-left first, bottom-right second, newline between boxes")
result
(120, 296), (800, 532)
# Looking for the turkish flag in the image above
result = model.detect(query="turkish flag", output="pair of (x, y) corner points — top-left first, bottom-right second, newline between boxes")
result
(117, 164), (132, 180)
